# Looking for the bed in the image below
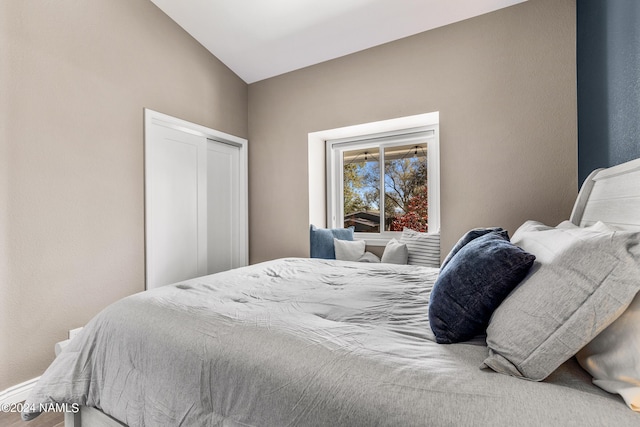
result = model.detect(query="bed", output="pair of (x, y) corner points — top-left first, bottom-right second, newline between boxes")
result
(23, 158), (640, 426)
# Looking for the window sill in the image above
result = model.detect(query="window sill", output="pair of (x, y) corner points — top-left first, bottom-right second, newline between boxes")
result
(357, 237), (392, 247)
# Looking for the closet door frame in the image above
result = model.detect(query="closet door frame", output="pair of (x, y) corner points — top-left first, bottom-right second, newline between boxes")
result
(144, 108), (248, 289)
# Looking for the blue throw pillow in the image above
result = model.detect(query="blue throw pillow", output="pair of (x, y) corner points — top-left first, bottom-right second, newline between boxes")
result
(429, 232), (535, 344)
(441, 227), (509, 270)
(310, 225), (354, 259)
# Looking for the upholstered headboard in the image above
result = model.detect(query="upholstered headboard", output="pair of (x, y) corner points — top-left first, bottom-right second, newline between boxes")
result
(570, 157), (640, 231)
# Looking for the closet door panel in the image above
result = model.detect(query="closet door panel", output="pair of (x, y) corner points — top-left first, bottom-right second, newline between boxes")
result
(146, 126), (207, 288)
(207, 140), (241, 274)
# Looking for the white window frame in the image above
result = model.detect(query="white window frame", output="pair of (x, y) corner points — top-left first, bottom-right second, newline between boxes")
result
(322, 115), (440, 246)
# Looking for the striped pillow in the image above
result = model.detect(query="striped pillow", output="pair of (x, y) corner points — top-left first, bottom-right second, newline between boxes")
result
(400, 228), (440, 268)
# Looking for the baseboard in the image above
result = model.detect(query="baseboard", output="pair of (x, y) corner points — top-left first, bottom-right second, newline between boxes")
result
(0, 377), (40, 405)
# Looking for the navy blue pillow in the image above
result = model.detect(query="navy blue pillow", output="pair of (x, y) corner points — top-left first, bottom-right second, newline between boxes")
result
(429, 232), (535, 344)
(441, 227), (509, 270)
(310, 225), (354, 259)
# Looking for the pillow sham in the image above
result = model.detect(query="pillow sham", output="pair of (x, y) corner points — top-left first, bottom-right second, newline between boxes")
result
(555, 220), (616, 232)
(483, 221), (640, 381)
(510, 220), (615, 242)
(334, 238), (366, 262)
(576, 292), (640, 412)
(381, 238), (408, 264)
(428, 232), (535, 344)
(399, 228), (440, 268)
(310, 225), (354, 259)
(441, 227), (509, 270)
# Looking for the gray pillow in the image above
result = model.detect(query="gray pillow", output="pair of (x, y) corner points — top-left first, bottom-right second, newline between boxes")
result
(400, 228), (440, 268)
(483, 221), (640, 381)
(381, 238), (408, 264)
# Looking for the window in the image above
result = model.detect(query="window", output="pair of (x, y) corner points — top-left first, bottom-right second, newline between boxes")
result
(326, 124), (439, 244)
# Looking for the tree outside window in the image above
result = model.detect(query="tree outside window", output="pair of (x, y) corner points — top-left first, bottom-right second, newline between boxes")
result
(342, 143), (428, 233)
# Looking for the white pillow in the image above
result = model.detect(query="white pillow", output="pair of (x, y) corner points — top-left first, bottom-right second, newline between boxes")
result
(577, 292), (640, 412)
(333, 238), (366, 262)
(555, 220), (617, 232)
(399, 228), (440, 268)
(509, 220), (618, 264)
(381, 238), (408, 264)
(357, 252), (381, 263)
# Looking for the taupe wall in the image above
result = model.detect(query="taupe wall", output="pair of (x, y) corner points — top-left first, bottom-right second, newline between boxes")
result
(248, 0), (577, 263)
(1, 0), (577, 392)
(0, 0), (247, 389)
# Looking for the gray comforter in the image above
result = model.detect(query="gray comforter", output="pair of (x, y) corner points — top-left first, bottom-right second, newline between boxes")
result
(23, 258), (638, 426)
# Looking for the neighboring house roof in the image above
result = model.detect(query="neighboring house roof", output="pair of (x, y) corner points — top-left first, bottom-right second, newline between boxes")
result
(345, 211), (380, 222)
(344, 211), (381, 231)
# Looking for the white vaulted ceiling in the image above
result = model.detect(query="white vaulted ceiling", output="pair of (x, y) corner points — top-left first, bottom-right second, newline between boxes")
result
(149, 0), (527, 83)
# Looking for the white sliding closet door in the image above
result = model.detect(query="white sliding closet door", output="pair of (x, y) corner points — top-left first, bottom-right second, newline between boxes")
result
(146, 126), (207, 288)
(207, 140), (241, 274)
(145, 109), (248, 289)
